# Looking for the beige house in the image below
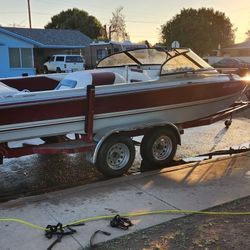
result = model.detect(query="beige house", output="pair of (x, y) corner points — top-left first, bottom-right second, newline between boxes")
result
(205, 40), (250, 65)
(219, 40), (250, 58)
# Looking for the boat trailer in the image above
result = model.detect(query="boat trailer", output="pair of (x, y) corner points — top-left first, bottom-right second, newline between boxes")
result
(0, 85), (249, 177)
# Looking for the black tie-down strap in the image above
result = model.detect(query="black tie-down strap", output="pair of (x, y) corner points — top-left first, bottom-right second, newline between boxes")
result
(110, 215), (133, 230)
(45, 222), (85, 250)
(90, 230), (111, 248)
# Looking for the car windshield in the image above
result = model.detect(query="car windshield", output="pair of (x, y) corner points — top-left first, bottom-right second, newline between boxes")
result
(66, 56), (83, 63)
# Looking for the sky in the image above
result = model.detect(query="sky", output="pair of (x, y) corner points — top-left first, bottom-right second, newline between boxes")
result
(0, 0), (249, 44)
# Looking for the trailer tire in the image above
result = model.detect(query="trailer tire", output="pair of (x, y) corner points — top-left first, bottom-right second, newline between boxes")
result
(140, 128), (177, 168)
(96, 134), (135, 177)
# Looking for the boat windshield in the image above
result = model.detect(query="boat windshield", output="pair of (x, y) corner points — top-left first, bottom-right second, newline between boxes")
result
(161, 49), (214, 75)
(97, 48), (167, 68)
(97, 47), (214, 74)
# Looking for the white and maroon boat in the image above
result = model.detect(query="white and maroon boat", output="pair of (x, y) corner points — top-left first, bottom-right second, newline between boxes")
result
(0, 47), (247, 143)
(0, 48), (248, 176)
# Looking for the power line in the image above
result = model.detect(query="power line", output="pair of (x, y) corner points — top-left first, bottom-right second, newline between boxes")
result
(0, 10), (163, 24)
(100, 18), (162, 25)
(0, 12), (27, 14)
(37, 0), (113, 10)
(33, 11), (53, 16)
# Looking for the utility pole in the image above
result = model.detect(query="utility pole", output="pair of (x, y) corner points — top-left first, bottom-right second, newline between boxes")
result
(27, 0), (32, 28)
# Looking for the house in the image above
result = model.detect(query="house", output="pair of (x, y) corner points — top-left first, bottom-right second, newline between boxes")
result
(219, 40), (250, 58)
(0, 27), (92, 77)
(84, 41), (147, 68)
(204, 40), (250, 65)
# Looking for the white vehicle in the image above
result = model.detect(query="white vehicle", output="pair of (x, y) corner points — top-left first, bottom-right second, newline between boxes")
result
(43, 54), (85, 73)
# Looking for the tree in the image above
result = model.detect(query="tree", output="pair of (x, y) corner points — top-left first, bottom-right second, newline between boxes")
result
(109, 7), (129, 42)
(45, 8), (102, 39)
(161, 8), (235, 56)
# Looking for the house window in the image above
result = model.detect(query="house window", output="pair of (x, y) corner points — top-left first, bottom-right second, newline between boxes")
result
(21, 48), (33, 68)
(9, 48), (33, 68)
(97, 49), (107, 60)
(9, 48), (21, 68)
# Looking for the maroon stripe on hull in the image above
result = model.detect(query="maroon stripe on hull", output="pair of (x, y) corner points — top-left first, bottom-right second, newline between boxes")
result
(0, 80), (246, 126)
(1, 98), (87, 125)
(95, 80), (245, 113)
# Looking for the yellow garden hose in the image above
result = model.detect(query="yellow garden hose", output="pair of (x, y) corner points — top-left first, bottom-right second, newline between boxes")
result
(1, 209), (250, 232)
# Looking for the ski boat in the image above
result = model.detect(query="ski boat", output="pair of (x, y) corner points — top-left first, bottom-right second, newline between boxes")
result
(0, 48), (248, 143)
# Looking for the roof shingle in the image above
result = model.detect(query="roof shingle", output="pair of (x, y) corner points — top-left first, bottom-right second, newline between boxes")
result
(1, 27), (92, 47)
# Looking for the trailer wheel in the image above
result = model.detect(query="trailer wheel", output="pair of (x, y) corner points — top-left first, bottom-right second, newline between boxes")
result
(96, 134), (135, 177)
(140, 128), (177, 167)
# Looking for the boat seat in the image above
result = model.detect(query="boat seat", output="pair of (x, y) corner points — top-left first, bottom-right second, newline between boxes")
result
(91, 71), (126, 86)
(55, 71), (126, 90)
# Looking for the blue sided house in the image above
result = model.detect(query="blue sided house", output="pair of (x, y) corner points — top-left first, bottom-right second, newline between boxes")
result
(0, 27), (92, 78)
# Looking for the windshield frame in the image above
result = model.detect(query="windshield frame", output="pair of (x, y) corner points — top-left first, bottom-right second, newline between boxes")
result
(160, 48), (214, 76)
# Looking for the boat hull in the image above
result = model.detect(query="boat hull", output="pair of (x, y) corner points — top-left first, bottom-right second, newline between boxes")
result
(0, 77), (246, 143)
